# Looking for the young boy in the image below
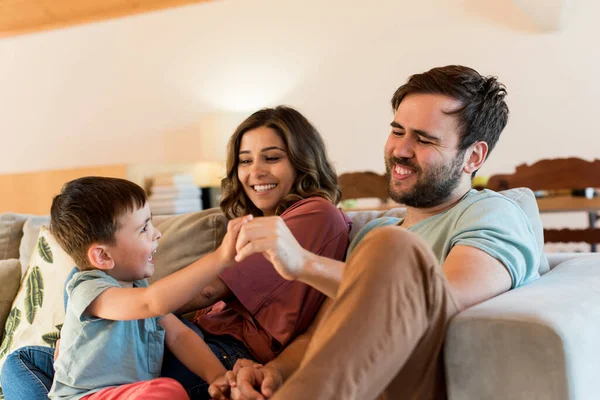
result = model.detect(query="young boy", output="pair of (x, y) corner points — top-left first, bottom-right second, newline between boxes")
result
(47, 177), (250, 400)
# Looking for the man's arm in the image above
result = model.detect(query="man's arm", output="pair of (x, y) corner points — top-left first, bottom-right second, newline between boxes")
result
(266, 297), (333, 379)
(443, 244), (512, 311)
(159, 313), (226, 384)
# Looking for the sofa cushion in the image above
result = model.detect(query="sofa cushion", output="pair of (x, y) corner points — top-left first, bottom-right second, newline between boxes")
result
(445, 254), (600, 399)
(499, 188), (549, 275)
(0, 213), (32, 262)
(0, 260), (21, 344)
(18, 216), (51, 277)
(0, 226), (75, 379)
(149, 207), (228, 284)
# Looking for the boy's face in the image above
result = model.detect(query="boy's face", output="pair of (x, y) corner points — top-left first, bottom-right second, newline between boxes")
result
(106, 202), (161, 282)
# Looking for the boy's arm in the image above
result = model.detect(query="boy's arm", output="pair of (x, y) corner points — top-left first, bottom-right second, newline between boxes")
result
(175, 277), (231, 315)
(85, 216), (251, 320)
(159, 313), (226, 384)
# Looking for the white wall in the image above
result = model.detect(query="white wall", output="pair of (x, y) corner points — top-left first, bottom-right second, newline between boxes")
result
(1, 0), (599, 178)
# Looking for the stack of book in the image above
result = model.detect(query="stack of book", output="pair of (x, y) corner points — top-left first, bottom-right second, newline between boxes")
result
(148, 174), (202, 215)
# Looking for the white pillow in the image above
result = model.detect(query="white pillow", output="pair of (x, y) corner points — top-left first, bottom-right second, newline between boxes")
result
(0, 226), (75, 382)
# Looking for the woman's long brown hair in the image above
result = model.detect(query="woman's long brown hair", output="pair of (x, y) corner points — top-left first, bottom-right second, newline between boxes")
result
(220, 106), (341, 219)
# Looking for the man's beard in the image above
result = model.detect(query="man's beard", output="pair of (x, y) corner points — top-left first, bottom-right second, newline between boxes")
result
(385, 151), (465, 208)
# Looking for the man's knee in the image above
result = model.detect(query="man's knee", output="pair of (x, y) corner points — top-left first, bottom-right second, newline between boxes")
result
(360, 226), (432, 256)
(348, 226), (439, 279)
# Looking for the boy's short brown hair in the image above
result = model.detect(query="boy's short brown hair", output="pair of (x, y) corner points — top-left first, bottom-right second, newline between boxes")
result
(50, 177), (147, 270)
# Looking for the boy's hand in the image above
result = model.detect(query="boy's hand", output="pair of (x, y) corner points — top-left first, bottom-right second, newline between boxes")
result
(216, 215), (254, 267)
(208, 373), (234, 400)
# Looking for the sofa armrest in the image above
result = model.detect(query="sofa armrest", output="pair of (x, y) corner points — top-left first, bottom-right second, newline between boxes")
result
(445, 254), (600, 400)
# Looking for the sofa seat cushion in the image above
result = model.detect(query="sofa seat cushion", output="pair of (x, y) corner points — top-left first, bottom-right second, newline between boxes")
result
(0, 260), (21, 344)
(445, 254), (600, 400)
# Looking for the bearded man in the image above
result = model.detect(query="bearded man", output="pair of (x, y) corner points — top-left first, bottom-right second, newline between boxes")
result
(210, 65), (542, 400)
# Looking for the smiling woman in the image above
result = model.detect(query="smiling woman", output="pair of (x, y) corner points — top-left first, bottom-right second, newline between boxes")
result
(0, 0), (214, 38)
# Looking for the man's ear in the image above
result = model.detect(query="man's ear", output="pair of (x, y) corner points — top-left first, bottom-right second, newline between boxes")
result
(87, 244), (115, 271)
(463, 141), (488, 174)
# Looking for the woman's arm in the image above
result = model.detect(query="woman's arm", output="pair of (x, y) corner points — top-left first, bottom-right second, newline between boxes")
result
(235, 216), (345, 298)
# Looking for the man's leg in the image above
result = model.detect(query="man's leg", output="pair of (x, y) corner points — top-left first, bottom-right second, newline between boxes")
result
(81, 377), (188, 400)
(1, 346), (55, 400)
(272, 226), (460, 400)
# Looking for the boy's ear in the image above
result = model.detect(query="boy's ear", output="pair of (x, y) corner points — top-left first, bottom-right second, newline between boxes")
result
(463, 141), (488, 174)
(87, 244), (115, 271)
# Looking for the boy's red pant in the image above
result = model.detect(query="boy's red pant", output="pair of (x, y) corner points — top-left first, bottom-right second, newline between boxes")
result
(81, 377), (189, 400)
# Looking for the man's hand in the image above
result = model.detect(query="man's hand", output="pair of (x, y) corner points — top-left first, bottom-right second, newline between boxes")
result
(232, 364), (283, 400)
(235, 217), (306, 281)
(215, 215), (254, 267)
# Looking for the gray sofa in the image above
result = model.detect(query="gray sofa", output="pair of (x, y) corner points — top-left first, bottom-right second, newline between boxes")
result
(1, 188), (599, 400)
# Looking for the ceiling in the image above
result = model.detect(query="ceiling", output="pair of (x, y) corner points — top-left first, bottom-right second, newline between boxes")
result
(0, 0), (214, 38)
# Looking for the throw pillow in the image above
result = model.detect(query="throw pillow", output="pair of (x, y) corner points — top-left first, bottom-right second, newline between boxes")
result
(0, 260), (21, 344)
(499, 188), (550, 275)
(0, 226), (75, 379)
(18, 216), (51, 277)
(149, 208), (228, 284)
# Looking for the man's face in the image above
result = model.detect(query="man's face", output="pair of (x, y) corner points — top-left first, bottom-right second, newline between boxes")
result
(384, 93), (467, 208)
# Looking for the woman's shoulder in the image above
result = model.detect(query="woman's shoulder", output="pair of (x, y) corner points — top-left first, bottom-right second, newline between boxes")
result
(284, 196), (338, 215)
(283, 196), (351, 228)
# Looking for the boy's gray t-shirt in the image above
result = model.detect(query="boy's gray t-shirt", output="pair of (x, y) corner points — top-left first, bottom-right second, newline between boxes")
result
(49, 270), (165, 400)
(349, 189), (540, 289)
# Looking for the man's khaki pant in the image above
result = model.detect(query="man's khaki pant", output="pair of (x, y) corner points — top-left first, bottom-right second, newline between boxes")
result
(273, 226), (460, 400)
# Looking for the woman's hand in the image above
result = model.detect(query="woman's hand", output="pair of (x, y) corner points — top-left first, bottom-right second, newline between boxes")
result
(234, 216), (307, 281)
(215, 215), (254, 268)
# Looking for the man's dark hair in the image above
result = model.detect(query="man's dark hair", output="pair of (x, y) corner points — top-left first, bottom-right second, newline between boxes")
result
(50, 176), (147, 270)
(391, 65), (509, 158)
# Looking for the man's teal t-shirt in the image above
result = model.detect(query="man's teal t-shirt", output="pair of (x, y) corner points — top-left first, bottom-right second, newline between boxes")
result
(49, 270), (165, 400)
(349, 189), (540, 289)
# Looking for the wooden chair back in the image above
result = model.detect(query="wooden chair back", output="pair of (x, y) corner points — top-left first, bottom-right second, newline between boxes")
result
(487, 157), (600, 246)
(338, 171), (388, 203)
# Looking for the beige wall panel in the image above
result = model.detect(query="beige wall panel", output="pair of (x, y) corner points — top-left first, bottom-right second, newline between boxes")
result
(0, 165), (127, 215)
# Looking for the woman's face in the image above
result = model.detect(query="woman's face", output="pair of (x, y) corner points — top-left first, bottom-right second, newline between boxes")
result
(237, 126), (297, 216)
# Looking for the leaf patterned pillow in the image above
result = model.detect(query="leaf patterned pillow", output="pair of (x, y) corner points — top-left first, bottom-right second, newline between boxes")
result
(0, 226), (76, 381)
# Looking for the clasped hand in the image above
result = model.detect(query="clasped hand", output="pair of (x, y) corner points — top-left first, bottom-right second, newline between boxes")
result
(233, 216), (306, 281)
(208, 359), (283, 400)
